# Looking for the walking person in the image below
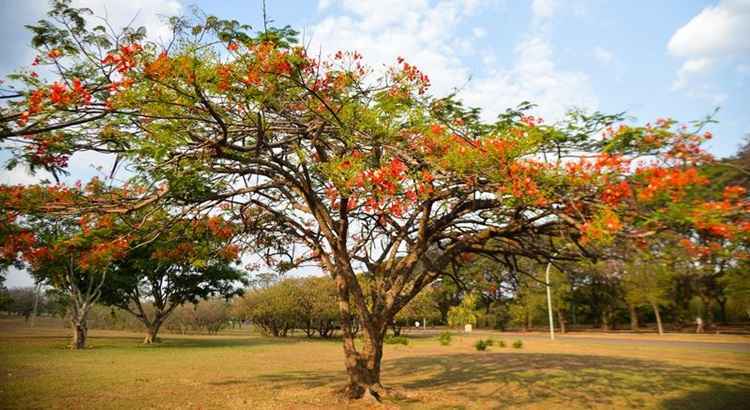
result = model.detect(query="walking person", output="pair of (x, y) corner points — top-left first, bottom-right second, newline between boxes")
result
(695, 317), (704, 333)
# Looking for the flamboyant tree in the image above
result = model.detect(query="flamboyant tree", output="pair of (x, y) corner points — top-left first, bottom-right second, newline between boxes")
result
(21, 210), (130, 349)
(98, 212), (246, 344)
(1, 2), (748, 399)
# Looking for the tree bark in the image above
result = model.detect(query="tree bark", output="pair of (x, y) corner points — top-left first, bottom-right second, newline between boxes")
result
(717, 296), (727, 325)
(143, 320), (162, 344)
(651, 301), (664, 336)
(341, 323), (386, 401)
(627, 302), (639, 331)
(72, 318), (87, 349)
(333, 269), (387, 401)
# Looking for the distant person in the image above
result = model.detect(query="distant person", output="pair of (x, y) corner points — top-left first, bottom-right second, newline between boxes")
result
(415, 321), (420, 329)
(695, 317), (704, 333)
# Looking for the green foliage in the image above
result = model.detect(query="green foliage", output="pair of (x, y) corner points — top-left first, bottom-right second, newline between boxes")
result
(474, 339), (489, 351)
(384, 335), (409, 345)
(513, 340), (523, 349)
(233, 276), (339, 338)
(448, 293), (480, 327)
(438, 331), (452, 346)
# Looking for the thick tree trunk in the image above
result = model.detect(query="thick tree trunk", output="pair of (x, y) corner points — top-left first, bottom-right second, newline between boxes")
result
(651, 301), (664, 336)
(341, 325), (385, 401)
(143, 320), (162, 344)
(72, 319), (87, 349)
(333, 268), (388, 401)
(628, 302), (639, 331)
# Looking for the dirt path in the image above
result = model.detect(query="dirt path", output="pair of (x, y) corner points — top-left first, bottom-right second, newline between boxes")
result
(519, 334), (750, 353)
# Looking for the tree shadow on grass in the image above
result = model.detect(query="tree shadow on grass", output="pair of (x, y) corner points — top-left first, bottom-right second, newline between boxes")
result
(255, 370), (343, 390)
(383, 353), (750, 409)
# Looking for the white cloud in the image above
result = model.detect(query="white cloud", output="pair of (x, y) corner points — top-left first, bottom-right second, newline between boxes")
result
(309, 0), (596, 122)
(673, 57), (714, 90)
(318, 0), (334, 11)
(0, 165), (49, 185)
(667, 0), (750, 89)
(593, 46), (614, 65)
(668, 0), (750, 59)
(531, 0), (557, 19)
(308, 0), (477, 95)
(472, 27), (487, 38)
(73, 0), (183, 44)
(0, 0), (182, 77)
(461, 36), (597, 122)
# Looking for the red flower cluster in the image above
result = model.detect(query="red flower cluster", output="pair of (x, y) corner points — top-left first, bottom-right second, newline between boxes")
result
(101, 43), (142, 74)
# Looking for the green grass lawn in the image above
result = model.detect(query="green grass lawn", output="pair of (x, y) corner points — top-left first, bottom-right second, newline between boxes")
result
(1, 319), (749, 409)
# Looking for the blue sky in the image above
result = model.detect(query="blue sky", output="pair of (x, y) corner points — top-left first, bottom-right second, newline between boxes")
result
(2, 0), (749, 286)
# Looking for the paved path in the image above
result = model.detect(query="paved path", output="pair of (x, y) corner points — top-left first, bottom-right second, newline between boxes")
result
(403, 329), (750, 353)
(519, 334), (750, 353)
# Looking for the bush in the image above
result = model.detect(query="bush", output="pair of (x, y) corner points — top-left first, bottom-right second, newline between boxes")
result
(512, 339), (523, 349)
(486, 338), (495, 346)
(474, 339), (489, 351)
(384, 335), (409, 345)
(498, 340), (506, 348)
(438, 332), (452, 346)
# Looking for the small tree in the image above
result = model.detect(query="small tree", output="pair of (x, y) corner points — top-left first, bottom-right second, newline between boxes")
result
(623, 255), (672, 335)
(99, 213), (246, 343)
(448, 293), (480, 330)
(26, 216), (129, 349)
(235, 279), (306, 337)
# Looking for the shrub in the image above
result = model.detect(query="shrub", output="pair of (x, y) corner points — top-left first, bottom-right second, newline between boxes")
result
(513, 339), (523, 349)
(384, 335), (409, 345)
(498, 340), (506, 348)
(474, 339), (489, 351)
(438, 332), (452, 346)
(486, 338), (495, 346)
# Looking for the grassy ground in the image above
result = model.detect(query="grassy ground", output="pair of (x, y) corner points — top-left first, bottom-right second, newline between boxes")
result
(1, 319), (749, 409)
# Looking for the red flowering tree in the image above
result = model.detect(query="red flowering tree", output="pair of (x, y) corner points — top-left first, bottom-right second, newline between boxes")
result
(1, 3), (747, 399)
(97, 211), (247, 344)
(21, 212), (130, 349)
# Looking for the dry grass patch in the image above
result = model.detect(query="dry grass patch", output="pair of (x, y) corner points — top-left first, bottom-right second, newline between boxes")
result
(1, 320), (749, 409)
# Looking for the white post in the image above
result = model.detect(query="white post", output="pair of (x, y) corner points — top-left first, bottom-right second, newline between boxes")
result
(545, 261), (555, 340)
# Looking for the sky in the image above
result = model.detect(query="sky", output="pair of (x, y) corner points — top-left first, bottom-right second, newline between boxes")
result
(1, 0), (748, 287)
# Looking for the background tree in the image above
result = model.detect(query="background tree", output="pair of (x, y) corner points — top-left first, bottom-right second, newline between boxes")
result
(391, 286), (440, 334)
(448, 292), (480, 330)
(24, 213), (129, 349)
(98, 212), (246, 343)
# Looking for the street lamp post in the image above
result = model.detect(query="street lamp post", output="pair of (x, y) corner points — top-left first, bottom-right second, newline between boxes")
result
(545, 261), (555, 341)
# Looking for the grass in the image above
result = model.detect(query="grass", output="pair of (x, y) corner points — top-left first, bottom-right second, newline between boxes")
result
(1, 319), (749, 409)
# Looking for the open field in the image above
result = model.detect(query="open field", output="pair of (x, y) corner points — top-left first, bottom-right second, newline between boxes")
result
(1, 319), (749, 409)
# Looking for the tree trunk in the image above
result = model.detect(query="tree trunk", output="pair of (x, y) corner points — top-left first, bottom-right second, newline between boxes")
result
(333, 270), (387, 402)
(627, 302), (639, 331)
(556, 309), (566, 334)
(391, 321), (402, 336)
(717, 297), (727, 325)
(651, 301), (664, 336)
(143, 320), (163, 344)
(341, 324), (385, 401)
(72, 319), (87, 349)
(601, 310), (611, 331)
